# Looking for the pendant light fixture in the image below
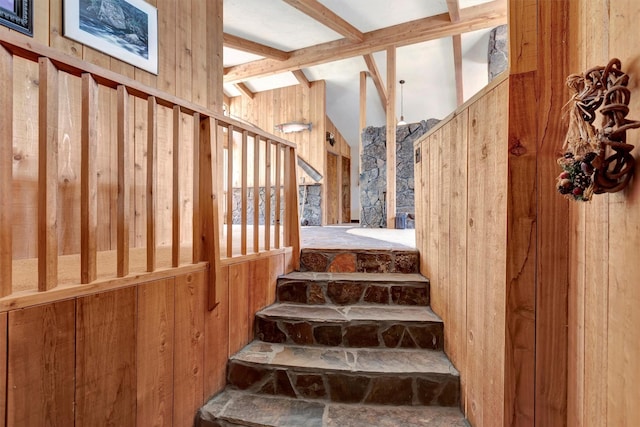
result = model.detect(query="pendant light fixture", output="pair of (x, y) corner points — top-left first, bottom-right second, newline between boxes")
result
(398, 79), (407, 125)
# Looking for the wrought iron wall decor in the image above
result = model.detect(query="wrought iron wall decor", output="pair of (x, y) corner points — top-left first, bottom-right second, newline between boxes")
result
(557, 58), (640, 201)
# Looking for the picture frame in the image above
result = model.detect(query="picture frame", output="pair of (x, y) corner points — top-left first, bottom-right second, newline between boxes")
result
(64, 0), (158, 74)
(0, 0), (33, 36)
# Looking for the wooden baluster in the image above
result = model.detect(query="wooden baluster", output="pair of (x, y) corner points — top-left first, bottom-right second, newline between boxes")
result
(274, 143), (282, 249)
(226, 126), (234, 257)
(117, 85), (130, 277)
(192, 113), (201, 263)
(172, 105), (181, 267)
(241, 131), (248, 255)
(0, 46), (12, 297)
(147, 96), (157, 272)
(38, 57), (59, 291)
(264, 140), (272, 251)
(253, 136), (260, 253)
(81, 73), (98, 284)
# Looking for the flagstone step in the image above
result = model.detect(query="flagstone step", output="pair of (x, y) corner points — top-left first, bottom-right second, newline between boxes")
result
(300, 248), (420, 273)
(276, 272), (430, 306)
(196, 390), (469, 427)
(226, 341), (460, 406)
(256, 303), (444, 349)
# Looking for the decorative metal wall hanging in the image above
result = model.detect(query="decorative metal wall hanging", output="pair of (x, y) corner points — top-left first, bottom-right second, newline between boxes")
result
(557, 58), (640, 201)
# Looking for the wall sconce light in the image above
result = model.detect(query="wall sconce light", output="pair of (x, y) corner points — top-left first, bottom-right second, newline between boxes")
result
(275, 122), (312, 133)
(397, 79), (407, 126)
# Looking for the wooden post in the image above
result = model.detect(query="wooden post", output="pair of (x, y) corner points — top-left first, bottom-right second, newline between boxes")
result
(226, 126), (234, 257)
(265, 140), (272, 250)
(200, 117), (222, 310)
(385, 46), (397, 229)
(172, 105), (181, 267)
(147, 96), (157, 272)
(274, 143), (282, 248)
(285, 146), (301, 270)
(116, 85), (130, 278)
(0, 46), (12, 297)
(81, 73), (99, 284)
(38, 57), (59, 291)
(253, 137), (260, 253)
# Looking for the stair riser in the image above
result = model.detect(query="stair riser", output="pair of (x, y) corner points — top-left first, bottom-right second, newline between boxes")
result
(300, 249), (419, 273)
(227, 361), (460, 407)
(256, 317), (443, 350)
(276, 279), (430, 306)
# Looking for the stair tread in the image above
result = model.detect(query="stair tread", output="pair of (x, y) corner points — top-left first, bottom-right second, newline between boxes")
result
(281, 271), (428, 283)
(199, 390), (468, 427)
(258, 302), (442, 323)
(231, 341), (459, 376)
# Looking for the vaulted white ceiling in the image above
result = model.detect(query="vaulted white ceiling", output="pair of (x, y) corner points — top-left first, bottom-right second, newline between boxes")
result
(222, 0), (506, 151)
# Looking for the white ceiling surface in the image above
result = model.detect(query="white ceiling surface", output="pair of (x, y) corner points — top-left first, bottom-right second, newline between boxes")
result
(223, 0), (497, 150)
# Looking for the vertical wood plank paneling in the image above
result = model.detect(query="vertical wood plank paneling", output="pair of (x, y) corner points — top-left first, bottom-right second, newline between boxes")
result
(207, 0), (224, 112)
(7, 300), (75, 427)
(76, 287), (136, 427)
(49, 0), (82, 56)
(81, 73), (98, 284)
(0, 46), (12, 297)
(117, 85), (131, 277)
(38, 58), (59, 291)
(249, 258), (270, 338)
(204, 265), (230, 398)
(607, 2), (640, 424)
(172, 106), (181, 267)
(427, 129), (440, 310)
(147, 96), (158, 271)
(136, 278), (175, 427)
(174, 270), (206, 426)
(437, 125), (450, 335)
(269, 253), (284, 305)
(191, 0), (208, 107)
(0, 312), (5, 427)
(535, 1), (571, 424)
(176, 0), (192, 102)
(504, 73), (537, 426)
(286, 147), (301, 269)
(228, 262), (250, 355)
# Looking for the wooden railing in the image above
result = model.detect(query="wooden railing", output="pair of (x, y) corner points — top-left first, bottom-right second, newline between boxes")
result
(0, 31), (300, 310)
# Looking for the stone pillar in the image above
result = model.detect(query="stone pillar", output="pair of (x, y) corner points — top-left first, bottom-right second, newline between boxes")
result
(488, 24), (508, 82)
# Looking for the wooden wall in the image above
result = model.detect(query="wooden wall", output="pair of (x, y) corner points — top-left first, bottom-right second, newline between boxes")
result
(414, 76), (509, 427)
(567, 1), (640, 425)
(0, 251), (286, 427)
(228, 82), (327, 186)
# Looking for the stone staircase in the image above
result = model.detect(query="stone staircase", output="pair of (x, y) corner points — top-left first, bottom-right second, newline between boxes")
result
(196, 248), (468, 427)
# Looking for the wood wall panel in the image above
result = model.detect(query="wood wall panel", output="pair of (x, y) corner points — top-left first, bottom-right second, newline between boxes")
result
(205, 265), (230, 398)
(7, 300), (76, 427)
(76, 287), (137, 427)
(174, 270), (206, 426)
(0, 313), (4, 427)
(136, 278), (175, 427)
(228, 262), (250, 355)
(326, 153), (339, 224)
(415, 79), (508, 427)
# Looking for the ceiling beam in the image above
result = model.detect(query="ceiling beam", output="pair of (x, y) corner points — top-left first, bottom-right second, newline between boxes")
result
(362, 54), (387, 110)
(224, 1), (506, 83)
(292, 69), (311, 88)
(223, 33), (290, 61)
(452, 34), (464, 106)
(234, 82), (255, 99)
(281, 0), (364, 42)
(447, 0), (461, 22)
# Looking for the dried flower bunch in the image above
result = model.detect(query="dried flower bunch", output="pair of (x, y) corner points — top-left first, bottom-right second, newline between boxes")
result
(557, 58), (640, 201)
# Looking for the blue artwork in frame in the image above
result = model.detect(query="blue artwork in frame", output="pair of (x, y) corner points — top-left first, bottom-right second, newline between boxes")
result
(0, 0), (33, 37)
(64, 0), (158, 74)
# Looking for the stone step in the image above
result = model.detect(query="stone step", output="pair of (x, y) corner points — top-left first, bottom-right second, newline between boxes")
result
(256, 303), (444, 350)
(277, 272), (430, 306)
(226, 341), (460, 407)
(196, 390), (469, 427)
(300, 248), (420, 273)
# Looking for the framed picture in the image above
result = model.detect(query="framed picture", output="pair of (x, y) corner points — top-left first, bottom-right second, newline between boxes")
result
(64, 0), (158, 74)
(0, 0), (33, 36)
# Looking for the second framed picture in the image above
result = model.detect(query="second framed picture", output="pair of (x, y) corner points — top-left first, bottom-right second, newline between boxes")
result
(0, 0), (33, 36)
(64, 0), (158, 74)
